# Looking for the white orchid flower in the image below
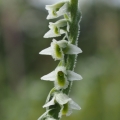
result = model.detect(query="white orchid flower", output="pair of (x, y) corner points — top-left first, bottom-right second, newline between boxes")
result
(59, 97), (81, 117)
(43, 93), (81, 117)
(41, 66), (82, 90)
(44, 19), (69, 38)
(46, 1), (70, 19)
(39, 39), (82, 60)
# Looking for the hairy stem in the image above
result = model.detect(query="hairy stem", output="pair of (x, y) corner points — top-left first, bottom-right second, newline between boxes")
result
(64, 0), (81, 95)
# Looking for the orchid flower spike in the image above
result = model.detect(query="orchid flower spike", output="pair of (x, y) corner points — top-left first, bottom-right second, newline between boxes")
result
(38, 110), (51, 120)
(41, 66), (82, 90)
(38, 0), (82, 119)
(43, 92), (81, 117)
(39, 39), (82, 60)
(44, 19), (70, 38)
(46, 0), (70, 19)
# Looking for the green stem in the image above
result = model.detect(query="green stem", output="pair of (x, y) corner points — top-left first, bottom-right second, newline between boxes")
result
(64, 0), (82, 95)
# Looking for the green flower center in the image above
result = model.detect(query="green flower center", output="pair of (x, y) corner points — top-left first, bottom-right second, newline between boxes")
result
(54, 26), (59, 34)
(54, 44), (63, 59)
(62, 103), (69, 115)
(57, 71), (66, 87)
(52, 10), (57, 16)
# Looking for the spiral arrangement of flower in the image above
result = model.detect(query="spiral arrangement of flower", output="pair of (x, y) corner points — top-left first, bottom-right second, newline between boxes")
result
(38, 0), (82, 120)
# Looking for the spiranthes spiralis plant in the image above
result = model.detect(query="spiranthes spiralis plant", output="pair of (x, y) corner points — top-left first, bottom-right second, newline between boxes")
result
(38, 0), (82, 120)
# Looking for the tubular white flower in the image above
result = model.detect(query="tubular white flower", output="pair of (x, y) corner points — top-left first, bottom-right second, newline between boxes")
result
(43, 92), (81, 118)
(41, 66), (82, 90)
(59, 98), (81, 117)
(41, 66), (68, 90)
(44, 19), (69, 38)
(46, 1), (70, 19)
(54, 66), (69, 90)
(39, 39), (82, 60)
(43, 93), (71, 108)
(40, 39), (64, 60)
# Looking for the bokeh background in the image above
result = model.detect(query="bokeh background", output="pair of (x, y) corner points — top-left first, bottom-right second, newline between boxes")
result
(0, 0), (120, 120)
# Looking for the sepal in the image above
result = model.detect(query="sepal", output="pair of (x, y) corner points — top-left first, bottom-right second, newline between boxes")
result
(67, 70), (83, 81)
(66, 43), (82, 54)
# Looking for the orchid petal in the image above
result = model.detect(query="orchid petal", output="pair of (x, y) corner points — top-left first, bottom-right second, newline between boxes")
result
(67, 70), (82, 81)
(66, 44), (82, 54)
(55, 66), (67, 75)
(69, 100), (81, 110)
(39, 47), (52, 55)
(57, 40), (68, 48)
(44, 30), (61, 38)
(41, 71), (55, 81)
(57, 2), (69, 17)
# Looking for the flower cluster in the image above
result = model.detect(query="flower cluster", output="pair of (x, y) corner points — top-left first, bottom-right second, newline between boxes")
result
(38, 0), (82, 120)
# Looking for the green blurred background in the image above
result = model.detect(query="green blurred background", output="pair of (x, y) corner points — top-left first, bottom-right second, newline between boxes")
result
(0, 0), (120, 120)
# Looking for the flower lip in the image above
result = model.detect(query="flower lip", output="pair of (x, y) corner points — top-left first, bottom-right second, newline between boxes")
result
(55, 69), (68, 90)
(61, 103), (69, 115)
(51, 40), (64, 60)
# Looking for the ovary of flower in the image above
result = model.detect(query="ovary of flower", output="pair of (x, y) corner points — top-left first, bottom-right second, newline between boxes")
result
(44, 19), (69, 38)
(39, 39), (82, 60)
(41, 66), (82, 90)
(43, 93), (81, 117)
(46, 1), (69, 19)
